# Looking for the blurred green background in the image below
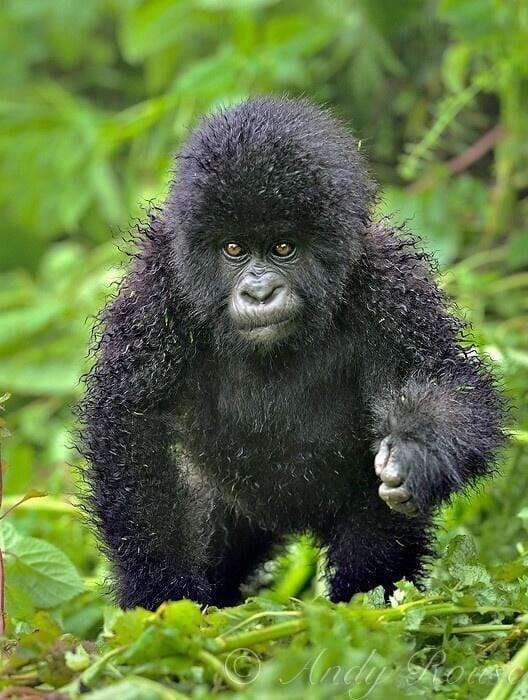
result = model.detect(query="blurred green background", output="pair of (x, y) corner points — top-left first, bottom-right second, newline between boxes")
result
(1, 0), (527, 609)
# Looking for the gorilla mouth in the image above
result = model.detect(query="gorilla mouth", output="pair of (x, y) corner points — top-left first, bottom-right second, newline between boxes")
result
(238, 318), (295, 341)
(239, 318), (292, 331)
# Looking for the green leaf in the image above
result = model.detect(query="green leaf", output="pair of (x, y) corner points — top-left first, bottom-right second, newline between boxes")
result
(403, 605), (426, 631)
(65, 644), (92, 671)
(111, 607), (153, 646)
(442, 43), (472, 92)
(4, 581), (35, 620)
(155, 599), (203, 631)
(1, 520), (84, 610)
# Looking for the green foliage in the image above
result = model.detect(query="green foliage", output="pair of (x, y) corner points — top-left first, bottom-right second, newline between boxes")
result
(2, 536), (528, 697)
(1, 0), (527, 697)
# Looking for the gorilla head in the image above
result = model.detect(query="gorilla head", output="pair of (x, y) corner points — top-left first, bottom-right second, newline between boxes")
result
(167, 98), (376, 350)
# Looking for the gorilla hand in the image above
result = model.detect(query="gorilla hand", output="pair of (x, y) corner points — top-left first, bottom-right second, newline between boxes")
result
(374, 437), (420, 516)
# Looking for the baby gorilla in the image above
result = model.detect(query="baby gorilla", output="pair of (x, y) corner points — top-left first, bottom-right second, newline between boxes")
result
(78, 97), (505, 609)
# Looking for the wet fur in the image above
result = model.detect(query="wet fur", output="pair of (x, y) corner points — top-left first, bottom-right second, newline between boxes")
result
(77, 97), (505, 609)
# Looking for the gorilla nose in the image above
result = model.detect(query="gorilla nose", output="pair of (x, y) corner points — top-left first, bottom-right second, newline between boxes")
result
(240, 280), (285, 306)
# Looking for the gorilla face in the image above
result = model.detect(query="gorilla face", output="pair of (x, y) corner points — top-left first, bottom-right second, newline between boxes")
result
(169, 97), (376, 353)
(173, 217), (344, 353)
(222, 238), (302, 345)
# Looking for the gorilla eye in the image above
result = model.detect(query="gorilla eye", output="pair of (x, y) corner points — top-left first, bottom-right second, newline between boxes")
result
(223, 242), (244, 258)
(272, 242), (296, 258)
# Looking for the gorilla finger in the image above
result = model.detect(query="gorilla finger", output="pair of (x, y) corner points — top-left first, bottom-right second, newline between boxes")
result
(378, 483), (411, 503)
(374, 437), (391, 476)
(379, 458), (404, 486)
(388, 499), (420, 516)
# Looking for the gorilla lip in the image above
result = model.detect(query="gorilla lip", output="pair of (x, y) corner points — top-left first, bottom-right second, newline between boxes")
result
(239, 318), (292, 330)
(238, 318), (294, 339)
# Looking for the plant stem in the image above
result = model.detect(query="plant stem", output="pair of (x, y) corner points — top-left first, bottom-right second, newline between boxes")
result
(60, 646), (128, 693)
(222, 610), (301, 637)
(486, 637), (528, 700)
(197, 649), (245, 692)
(420, 623), (513, 636)
(1, 494), (78, 515)
(213, 618), (307, 652)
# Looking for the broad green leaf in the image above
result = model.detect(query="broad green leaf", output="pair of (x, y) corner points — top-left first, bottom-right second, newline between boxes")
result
(1, 520), (84, 609)
(0, 519), (23, 549)
(4, 582), (36, 620)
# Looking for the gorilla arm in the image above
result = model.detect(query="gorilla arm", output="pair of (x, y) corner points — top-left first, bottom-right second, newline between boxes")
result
(360, 227), (505, 515)
(78, 228), (213, 608)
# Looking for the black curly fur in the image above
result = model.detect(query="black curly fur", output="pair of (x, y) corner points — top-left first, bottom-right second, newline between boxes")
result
(77, 97), (506, 609)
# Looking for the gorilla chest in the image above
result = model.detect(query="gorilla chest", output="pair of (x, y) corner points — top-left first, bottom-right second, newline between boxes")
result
(212, 370), (359, 451)
(183, 372), (366, 525)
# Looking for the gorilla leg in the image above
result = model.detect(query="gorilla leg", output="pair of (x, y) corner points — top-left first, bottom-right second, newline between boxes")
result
(204, 509), (275, 607)
(110, 478), (215, 610)
(115, 490), (274, 610)
(323, 503), (433, 603)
